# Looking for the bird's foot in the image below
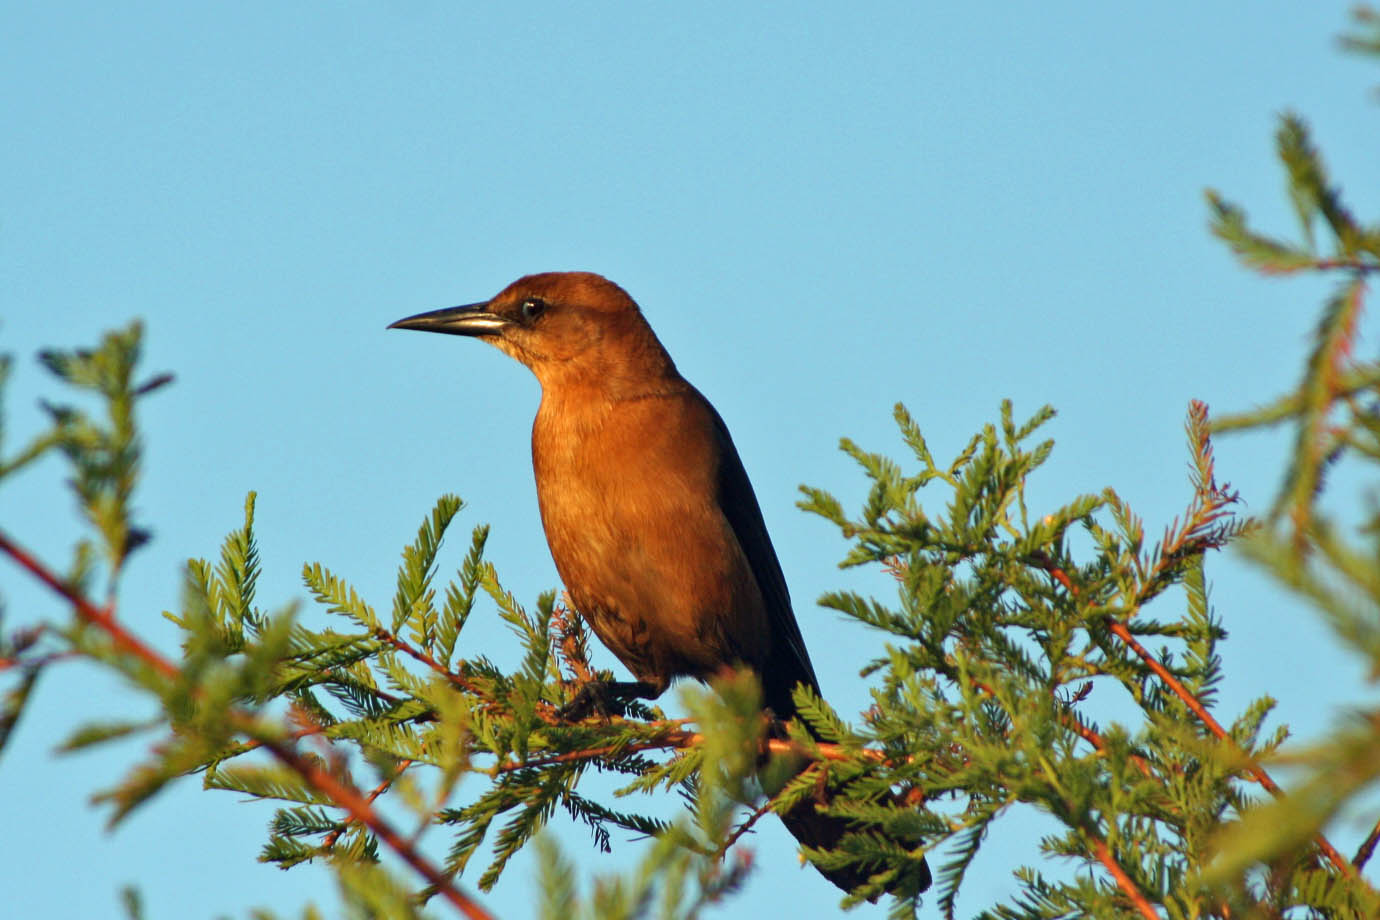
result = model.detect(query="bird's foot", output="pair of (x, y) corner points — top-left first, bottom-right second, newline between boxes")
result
(558, 680), (660, 721)
(763, 709), (792, 740)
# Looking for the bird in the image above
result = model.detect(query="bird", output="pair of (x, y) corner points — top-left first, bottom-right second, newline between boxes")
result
(390, 271), (930, 896)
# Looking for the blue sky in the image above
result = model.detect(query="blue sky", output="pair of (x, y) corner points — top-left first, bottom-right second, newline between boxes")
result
(3, 2), (1377, 916)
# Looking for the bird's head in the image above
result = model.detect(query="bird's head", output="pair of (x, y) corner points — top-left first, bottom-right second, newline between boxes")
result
(389, 271), (675, 390)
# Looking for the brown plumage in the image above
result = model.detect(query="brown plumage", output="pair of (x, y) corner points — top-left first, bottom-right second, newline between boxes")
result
(390, 271), (929, 895)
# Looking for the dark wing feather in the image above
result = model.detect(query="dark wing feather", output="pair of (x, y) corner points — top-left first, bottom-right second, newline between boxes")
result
(702, 398), (820, 717)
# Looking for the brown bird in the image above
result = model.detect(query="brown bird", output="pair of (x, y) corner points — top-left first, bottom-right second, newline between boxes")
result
(390, 271), (929, 896)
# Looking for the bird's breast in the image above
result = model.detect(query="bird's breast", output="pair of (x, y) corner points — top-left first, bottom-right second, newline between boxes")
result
(529, 390), (771, 683)
(531, 392), (719, 583)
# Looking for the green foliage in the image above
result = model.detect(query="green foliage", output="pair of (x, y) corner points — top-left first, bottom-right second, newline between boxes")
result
(36, 323), (170, 582)
(1, 324), (757, 912)
(0, 320), (174, 761)
(0, 307), (1358, 915)
(120, 885), (144, 920)
(798, 399), (1268, 918)
(1184, 10), (1380, 914)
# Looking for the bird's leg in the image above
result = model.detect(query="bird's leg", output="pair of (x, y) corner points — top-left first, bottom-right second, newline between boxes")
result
(558, 679), (661, 721)
(762, 707), (792, 740)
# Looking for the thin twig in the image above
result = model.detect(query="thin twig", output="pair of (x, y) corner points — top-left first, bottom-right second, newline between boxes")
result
(552, 598), (595, 684)
(1353, 815), (1380, 871)
(0, 649), (79, 671)
(1062, 708), (1157, 782)
(965, 673), (1160, 781)
(374, 626), (483, 695)
(1315, 258), (1380, 272)
(374, 624), (575, 728)
(323, 759), (415, 850)
(716, 787), (790, 862)
(0, 529), (496, 920)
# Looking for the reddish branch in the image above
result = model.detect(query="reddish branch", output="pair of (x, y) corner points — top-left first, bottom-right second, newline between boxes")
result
(374, 625), (483, 695)
(492, 726), (880, 775)
(1091, 835), (1160, 920)
(1061, 704), (1156, 782)
(374, 624), (571, 728)
(255, 738), (492, 919)
(373, 618), (737, 772)
(1106, 620), (1231, 737)
(0, 529), (495, 920)
(0, 531), (179, 680)
(965, 672), (1159, 782)
(1111, 610), (1352, 876)
(1031, 549), (1355, 878)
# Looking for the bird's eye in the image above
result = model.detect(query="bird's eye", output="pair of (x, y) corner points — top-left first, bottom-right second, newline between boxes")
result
(520, 298), (547, 322)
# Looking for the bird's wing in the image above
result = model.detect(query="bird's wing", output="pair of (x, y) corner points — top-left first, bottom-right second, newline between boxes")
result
(703, 400), (821, 712)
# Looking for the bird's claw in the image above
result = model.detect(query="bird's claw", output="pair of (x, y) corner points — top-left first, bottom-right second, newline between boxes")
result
(557, 680), (658, 721)
(558, 681), (618, 721)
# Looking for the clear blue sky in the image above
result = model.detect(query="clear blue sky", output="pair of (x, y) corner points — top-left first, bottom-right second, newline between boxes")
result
(3, 2), (1376, 916)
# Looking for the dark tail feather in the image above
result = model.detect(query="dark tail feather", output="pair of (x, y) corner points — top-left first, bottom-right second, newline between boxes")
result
(764, 678), (932, 898)
(778, 789), (932, 898)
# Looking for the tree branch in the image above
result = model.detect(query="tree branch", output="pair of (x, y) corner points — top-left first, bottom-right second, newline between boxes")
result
(0, 529), (497, 920)
(1030, 548), (1355, 878)
(491, 726), (881, 775)
(1090, 834), (1160, 920)
(1354, 815), (1380, 871)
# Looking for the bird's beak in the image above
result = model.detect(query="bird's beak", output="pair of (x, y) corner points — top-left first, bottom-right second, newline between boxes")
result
(388, 302), (509, 336)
